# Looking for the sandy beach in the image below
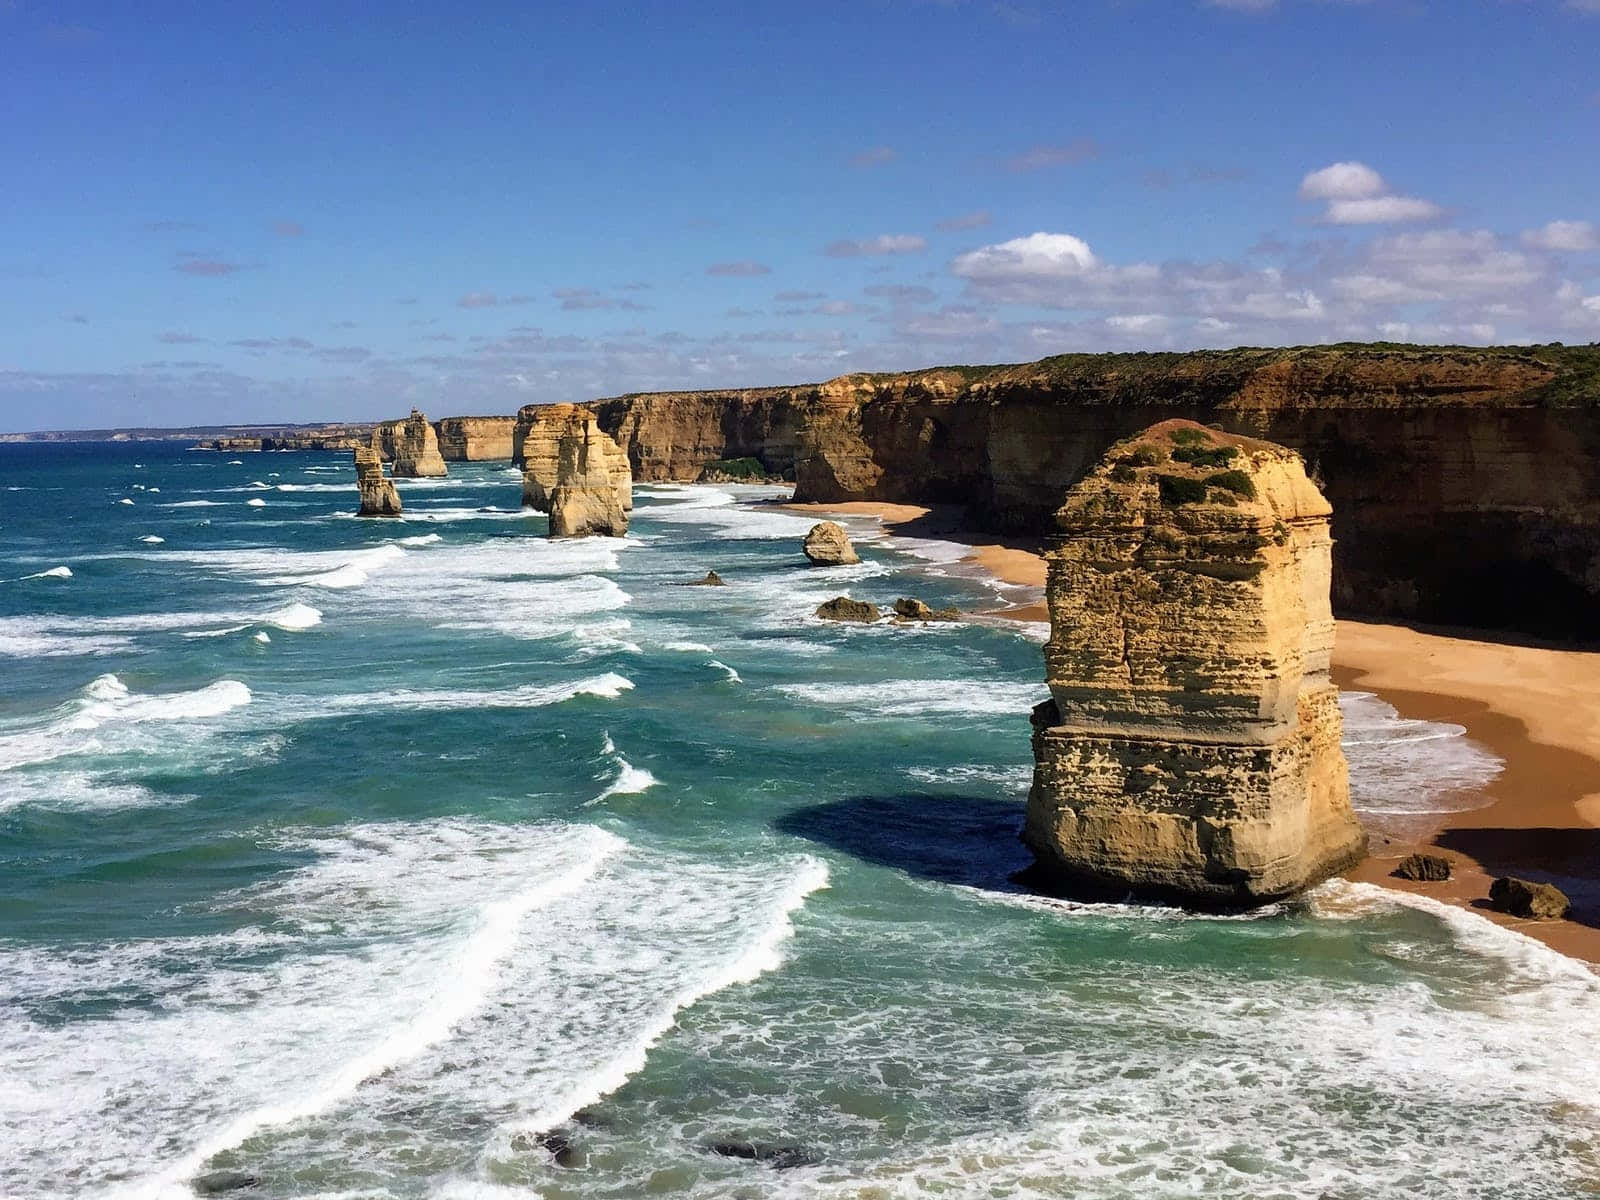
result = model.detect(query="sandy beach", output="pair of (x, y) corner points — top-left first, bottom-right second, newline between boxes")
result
(785, 498), (1600, 964)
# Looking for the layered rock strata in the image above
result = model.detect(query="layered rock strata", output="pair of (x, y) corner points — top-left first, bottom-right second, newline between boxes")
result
(547, 424), (630, 538)
(514, 404), (632, 517)
(435, 416), (516, 461)
(373, 409), (448, 477)
(353, 447), (402, 517)
(1023, 421), (1367, 906)
(587, 345), (1600, 639)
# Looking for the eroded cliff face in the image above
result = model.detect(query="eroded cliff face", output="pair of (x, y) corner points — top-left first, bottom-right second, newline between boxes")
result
(587, 345), (1600, 638)
(514, 403), (632, 519)
(1024, 421), (1367, 906)
(548, 424), (629, 538)
(435, 416), (516, 461)
(373, 410), (448, 478)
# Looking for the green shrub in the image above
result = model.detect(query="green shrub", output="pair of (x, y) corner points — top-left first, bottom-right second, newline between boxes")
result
(1110, 463), (1137, 483)
(1169, 426), (1212, 446)
(698, 457), (768, 480)
(1126, 444), (1165, 466)
(1171, 444), (1237, 468)
(1157, 474), (1209, 505)
(1205, 469), (1257, 499)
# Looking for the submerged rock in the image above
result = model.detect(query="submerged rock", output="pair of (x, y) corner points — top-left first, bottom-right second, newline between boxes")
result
(816, 596), (879, 623)
(1487, 876), (1571, 919)
(802, 521), (859, 566)
(1024, 420), (1367, 907)
(192, 1169), (261, 1194)
(1394, 853), (1453, 882)
(353, 447), (402, 517)
(704, 1140), (821, 1170)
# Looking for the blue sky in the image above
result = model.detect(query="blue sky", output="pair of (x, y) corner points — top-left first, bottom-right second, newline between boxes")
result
(2, 0), (1597, 430)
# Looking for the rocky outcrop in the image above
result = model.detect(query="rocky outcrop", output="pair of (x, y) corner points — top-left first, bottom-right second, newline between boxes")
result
(1487, 876), (1572, 919)
(435, 416), (516, 461)
(1394, 853), (1453, 882)
(892, 597), (960, 622)
(688, 571), (727, 586)
(1023, 421), (1367, 907)
(547, 424), (629, 538)
(373, 409), (448, 477)
(802, 521), (859, 566)
(816, 597), (879, 622)
(514, 404), (632, 517)
(353, 447), (402, 517)
(588, 345), (1600, 640)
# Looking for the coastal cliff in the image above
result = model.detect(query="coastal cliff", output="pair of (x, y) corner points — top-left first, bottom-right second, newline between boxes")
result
(1024, 421), (1366, 905)
(435, 416), (516, 461)
(588, 344), (1600, 638)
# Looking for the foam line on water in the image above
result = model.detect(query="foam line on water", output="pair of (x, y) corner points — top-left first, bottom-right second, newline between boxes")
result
(776, 678), (1048, 719)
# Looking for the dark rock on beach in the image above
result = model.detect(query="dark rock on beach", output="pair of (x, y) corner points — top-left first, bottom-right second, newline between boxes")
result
(1393, 853), (1453, 882)
(816, 596), (879, 623)
(1487, 876), (1572, 920)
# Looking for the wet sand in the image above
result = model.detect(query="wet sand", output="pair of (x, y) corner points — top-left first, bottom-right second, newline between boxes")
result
(781, 497), (1600, 964)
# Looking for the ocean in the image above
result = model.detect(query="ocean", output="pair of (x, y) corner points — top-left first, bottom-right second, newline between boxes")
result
(1, 442), (1595, 1199)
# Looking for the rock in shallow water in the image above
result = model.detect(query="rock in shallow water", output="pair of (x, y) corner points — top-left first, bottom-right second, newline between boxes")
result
(704, 1140), (821, 1169)
(687, 570), (726, 586)
(1394, 852), (1453, 882)
(802, 521), (859, 566)
(1487, 876), (1572, 919)
(816, 596), (879, 622)
(192, 1169), (260, 1194)
(1024, 420), (1367, 907)
(892, 597), (959, 622)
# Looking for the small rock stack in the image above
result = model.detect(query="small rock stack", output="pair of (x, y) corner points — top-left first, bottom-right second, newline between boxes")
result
(548, 424), (630, 538)
(373, 409), (449, 478)
(1024, 420), (1367, 906)
(353, 447), (402, 517)
(516, 404), (633, 523)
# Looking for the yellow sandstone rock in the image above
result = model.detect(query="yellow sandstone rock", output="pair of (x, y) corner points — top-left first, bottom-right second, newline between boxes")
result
(514, 404), (632, 519)
(1023, 420), (1366, 906)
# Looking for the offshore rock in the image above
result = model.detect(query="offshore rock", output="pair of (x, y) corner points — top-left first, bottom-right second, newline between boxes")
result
(375, 409), (448, 478)
(515, 404), (632, 517)
(893, 597), (960, 622)
(435, 415), (516, 461)
(1024, 420), (1367, 907)
(816, 596), (879, 623)
(353, 447), (402, 517)
(548, 425), (629, 538)
(688, 570), (727, 586)
(1488, 876), (1572, 919)
(802, 521), (859, 566)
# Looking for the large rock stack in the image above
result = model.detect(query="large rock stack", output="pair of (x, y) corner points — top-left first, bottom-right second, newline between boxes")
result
(548, 423), (630, 538)
(353, 447), (402, 516)
(515, 404), (632, 519)
(1024, 420), (1366, 906)
(374, 409), (448, 478)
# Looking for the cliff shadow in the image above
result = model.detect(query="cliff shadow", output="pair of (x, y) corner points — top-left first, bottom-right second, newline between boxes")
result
(774, 792), (1030, 890)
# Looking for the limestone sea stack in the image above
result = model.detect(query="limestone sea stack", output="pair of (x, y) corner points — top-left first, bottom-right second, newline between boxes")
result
(802, 521), (859, 565)
(548, 424), (630, 538)
(1024, 420), (1367, 907)
(375, 409), (448, 478)
(515, 404), (632, 517)
(353, 446), (402, 516)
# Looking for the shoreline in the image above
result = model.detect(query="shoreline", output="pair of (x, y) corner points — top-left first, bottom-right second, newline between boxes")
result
(781, 497), (1600, 965)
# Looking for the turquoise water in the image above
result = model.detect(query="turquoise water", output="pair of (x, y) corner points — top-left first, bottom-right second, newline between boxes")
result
(1, 442), (1596, 1200)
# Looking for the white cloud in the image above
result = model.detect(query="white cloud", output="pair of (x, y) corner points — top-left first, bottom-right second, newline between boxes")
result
(952, 232), (1098, 280)
(1300, 161), (1386, 200)
(1521, 219), (1600, 251)
(1324, 195), (1443, 224)
(1300, 161), (1441, 224)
